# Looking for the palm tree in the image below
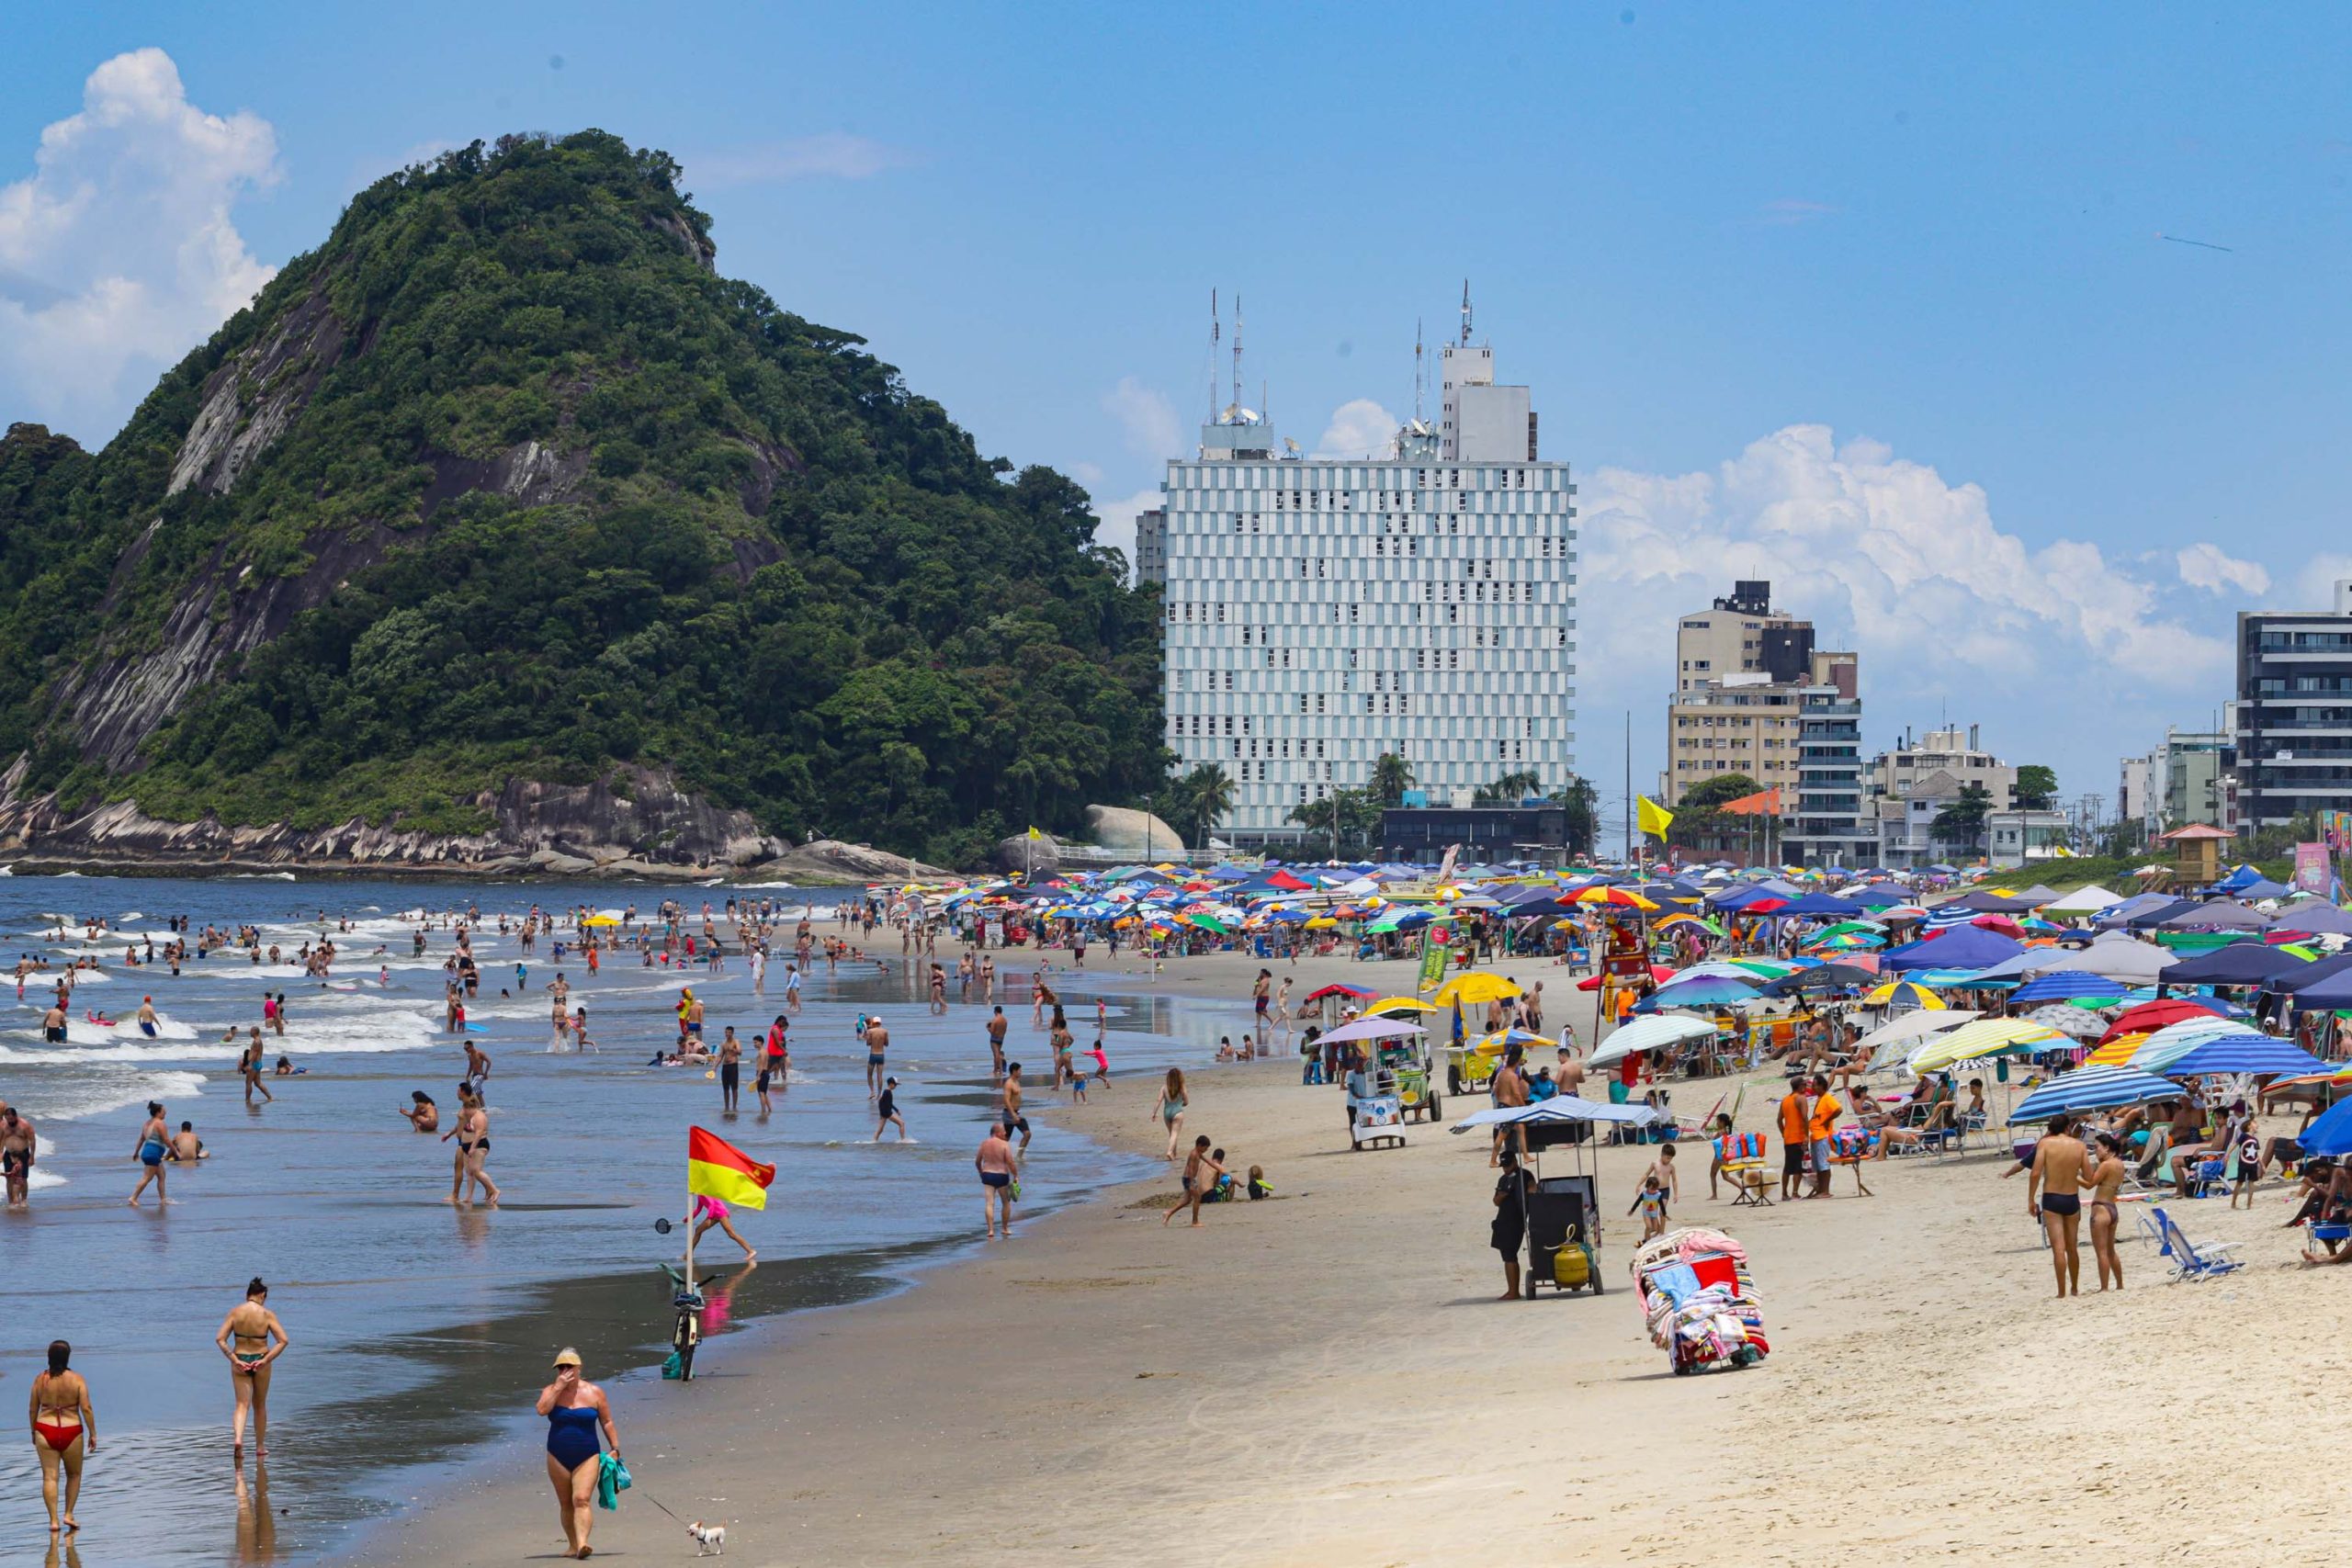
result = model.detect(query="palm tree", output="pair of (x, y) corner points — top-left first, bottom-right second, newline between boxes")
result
(1477, 769), (1544, 804)
(1369, 751), (1415, 807)
(1171, 762), (1235, 849)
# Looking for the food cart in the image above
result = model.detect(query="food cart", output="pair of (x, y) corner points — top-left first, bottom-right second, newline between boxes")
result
(1453, 1098), (1662, 1298)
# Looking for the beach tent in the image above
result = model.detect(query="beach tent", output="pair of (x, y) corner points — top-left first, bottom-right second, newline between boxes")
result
(1766, 893), (1866, 918)
(2007, 1066), (2187, 1124)
(2092, 892), (2182, 925)
(2275, 905), (2352, 938)
(2285, 966), (2352, 1009)
(1880, 925), (2027, 973)
(2019, 934), (2174, 985)
(2007, 885), (2066, 905)
(2157, 901), (2273, 932)
(1941, 890), (2046, 915)
(2267, 951), (2352, 994)
(1588, 1014), (1715, 1069)
(2041, 885), (2124, 918)
(2156, 943), (2309, 987)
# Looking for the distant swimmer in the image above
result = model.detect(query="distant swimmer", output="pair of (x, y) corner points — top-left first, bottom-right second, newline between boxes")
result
(136, 997), (160, 1037)
(216, 1277), (287, 1460)
(864, 1013), (890, 1097)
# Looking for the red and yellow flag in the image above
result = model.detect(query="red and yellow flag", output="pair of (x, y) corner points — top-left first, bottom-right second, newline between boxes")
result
(687, 1126), (775, 1211)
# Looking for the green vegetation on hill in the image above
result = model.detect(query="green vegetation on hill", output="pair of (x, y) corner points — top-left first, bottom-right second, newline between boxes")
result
(0, 131), (1166, 865)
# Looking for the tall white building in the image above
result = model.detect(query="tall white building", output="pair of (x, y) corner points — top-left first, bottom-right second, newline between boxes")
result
(1159, 313), (1577, 845)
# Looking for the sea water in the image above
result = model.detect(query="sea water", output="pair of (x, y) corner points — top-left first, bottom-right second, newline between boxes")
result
(0, 875), (1235, 1562)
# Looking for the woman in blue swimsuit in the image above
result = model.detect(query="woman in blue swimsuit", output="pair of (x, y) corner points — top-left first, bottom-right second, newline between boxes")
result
(129, 1100), (170, 1207)
(537, 1348), (619, 1560)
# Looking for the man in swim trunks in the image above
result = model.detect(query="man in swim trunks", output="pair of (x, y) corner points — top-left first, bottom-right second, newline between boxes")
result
(987, 1006), (1009, 1080)
(41, 1000), (66, 1043)
(976, 1120), (1018, 1238)
(2, 1101), (33, 1208)
(136, 997), (160, 1038)
(463, 1038), (492, 1094)
(168, 1120), (207, 1161)
(2027, 1113), (2090, 1298)
(1001, 1061), (1032, 1152)
(718, 1026), (742, 1112)
(865, 1014), (889, 1097)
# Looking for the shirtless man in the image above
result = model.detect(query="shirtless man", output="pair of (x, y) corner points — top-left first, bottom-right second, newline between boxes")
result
(2, 1102), (34, 1208)
(168, 1120), (208, 1161)
(136, 996), (161, 1038)
(462, 1038), (492, 1094)
(2027, 1114), (2091, 1298)
(40, 999), (66, 1043)
(239, 1033), (275, 1106)
(986, 1006), (1009, 1080)
(977, 1121), (1018, 1238)
(864, 1014), (889, 1097)
(1001, 1062), (1033, 1153)
(1163, 1135), (1225, 1228)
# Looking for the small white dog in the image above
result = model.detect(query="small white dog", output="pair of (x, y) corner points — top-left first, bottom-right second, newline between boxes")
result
(686, 1519), (726, 1556)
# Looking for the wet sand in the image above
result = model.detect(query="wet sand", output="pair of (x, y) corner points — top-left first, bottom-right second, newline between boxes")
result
(336, 944), (2352, 1564)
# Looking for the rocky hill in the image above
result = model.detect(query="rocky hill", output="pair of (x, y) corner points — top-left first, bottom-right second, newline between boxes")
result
(0, 131), (1164, 875)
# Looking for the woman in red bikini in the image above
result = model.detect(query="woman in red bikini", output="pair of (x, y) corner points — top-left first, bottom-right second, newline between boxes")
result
(28, 1338), (95, 1534)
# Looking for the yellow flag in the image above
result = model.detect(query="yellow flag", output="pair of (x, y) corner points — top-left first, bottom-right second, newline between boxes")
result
(1636, 795), (1675, 840)
(1027, 826), (1043, 840)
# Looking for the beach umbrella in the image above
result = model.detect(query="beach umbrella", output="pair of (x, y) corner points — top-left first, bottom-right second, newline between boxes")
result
(1304, 984), (1376, 1003)
(2086, 1017), (2240, 1070)
(1476, 1029), (1557, 1051)
(1653, 912), (1727, 938)
(1637, 976), (1765, 1012)
(2299, 1098), (2352, 1158)
(1762, 964), (1877, 998)
(1366, 996), (1441, 1017)
(1427, 973), (1522, 1007)
(1906, 1018), (2068, 1075)
(1860, 980), (1946, 1010)
(1971, 914), (2028, 937)
(2007, 1066), (2187, 1125)
(1317, 1017), (1427, 1045)
(2021, 1004), (2109, 1039)
(2098, 998), (2226, 1043)
(2009, 972), (2127, 1005)
(2156, 1035), (2327, 1078)
(1450, 1097), (1662, 1131)
(1304, 917), (1338, 930)
(1575, 964), (1679, 991)
(1575, 886), (1660, 911)
(1589, 1013), (1715, 1069)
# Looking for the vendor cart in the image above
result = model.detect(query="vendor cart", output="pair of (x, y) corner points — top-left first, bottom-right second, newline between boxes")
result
(1630, 1229), (1768, 1375)
(1452, 1097), (1661, 1297)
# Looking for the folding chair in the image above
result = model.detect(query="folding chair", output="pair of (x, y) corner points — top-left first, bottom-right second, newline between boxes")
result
(1713, 1132), (1770, 1208)
(2143, 1206), (2244, 1281)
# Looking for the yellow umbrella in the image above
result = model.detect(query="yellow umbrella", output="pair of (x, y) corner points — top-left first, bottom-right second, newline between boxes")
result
(1861, 981), (1946, 1010)
(1366, 997), (1442, 1018)
(582, 914), (622, 927)
(2079, 1031), (2149, 1069)
(1427, 973), (1523, 1007)
(1304, 917), (1338, 930)
(1907, 1018), (2065, 1075)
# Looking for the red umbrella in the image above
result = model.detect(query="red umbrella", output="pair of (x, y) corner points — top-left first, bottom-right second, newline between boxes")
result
(1971, 914), (2025, 937)
(2098, 997), (2225, 1043)
(1303, 983), (1376, 1003)
(1576, 964), (1677, 991)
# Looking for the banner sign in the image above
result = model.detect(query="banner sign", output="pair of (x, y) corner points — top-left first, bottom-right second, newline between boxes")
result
(2294, 842), (2332, 896)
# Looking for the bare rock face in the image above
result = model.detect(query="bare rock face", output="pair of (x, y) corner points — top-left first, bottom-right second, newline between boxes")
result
(1081, 804), (1184, 860)
(0, 761), (823, 877)
(167, 288), (348, 498)
(994, 831), (1059, 875)
(764, 840), (949, 884)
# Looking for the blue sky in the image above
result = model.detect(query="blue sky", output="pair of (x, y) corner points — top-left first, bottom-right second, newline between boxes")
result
(6, 3), (2349, 820)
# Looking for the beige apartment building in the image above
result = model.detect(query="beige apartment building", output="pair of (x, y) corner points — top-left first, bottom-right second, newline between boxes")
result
(1668, 581), (1857, 804)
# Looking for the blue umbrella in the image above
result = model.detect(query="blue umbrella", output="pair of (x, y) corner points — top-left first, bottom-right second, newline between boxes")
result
(2007, 1066), (2187, 1125)
(2158, 1036), (2327, 1078)
(1636, 975), (1761, 1011)
(2010, 972), (2127, 1005)
(2302, 1097), (2352, 1158)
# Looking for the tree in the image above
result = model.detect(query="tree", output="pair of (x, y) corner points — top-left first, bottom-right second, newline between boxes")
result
(2014, 763), (2058, 811)
(1164, 762), (1237, 849)
(1369, 751), (1415, 807)
(1931, 782), (1996, 849)
(1549, 774), (1600, 856)
(1288, 787), (1381, 856)
(1667, 773), (1766, 856)
(1476, 769), (1544, 804)
(1677, 773), (1763, 812)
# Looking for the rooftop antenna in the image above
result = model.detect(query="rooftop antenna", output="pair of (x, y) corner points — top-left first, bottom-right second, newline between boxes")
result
(1413, 317), (1425, 423)
(1459, 279), (1473, 347)
(1232, 294), (1245, 418)
(1208, 289), (1219, 427)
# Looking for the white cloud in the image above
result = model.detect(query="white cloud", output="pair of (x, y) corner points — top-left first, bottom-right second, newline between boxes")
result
(2175, 542), (2270, 596)
(1577, 425), (2237, 795)
(0, 49), (278, 441)
(1314, 398), (1398, 458)
(688, 134), (911, 188)
(1102, 377), (1180, 465)
(2284, 553), (2352, 611)
(1086, 485), (1163, 573)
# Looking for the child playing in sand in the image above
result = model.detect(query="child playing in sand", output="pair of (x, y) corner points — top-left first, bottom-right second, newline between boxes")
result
(1629, 1173), (1669, 1241)
(1086, 1038), (1110, 1085)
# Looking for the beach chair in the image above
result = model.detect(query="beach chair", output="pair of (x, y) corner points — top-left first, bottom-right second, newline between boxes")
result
(1713, 1132), (1770, 1208)
(2306, 1218), (2352, 1258)
(2142, 1206), (2244, 1281)
(2188, 1152), (2235, 1200)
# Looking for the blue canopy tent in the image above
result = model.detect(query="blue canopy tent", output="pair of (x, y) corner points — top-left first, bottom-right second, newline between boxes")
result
(1767, 893), (1866, 919)
(1880, 925), (2027, 974)
(2275, 905), (2352, 938)
(2268, 952), (2352, 995)
(2284, 965), (2352, 1009)
(2157, 943), (2310, 987)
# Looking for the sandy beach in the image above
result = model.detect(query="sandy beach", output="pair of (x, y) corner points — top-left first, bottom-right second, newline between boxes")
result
(340, 945), (2352, 1565)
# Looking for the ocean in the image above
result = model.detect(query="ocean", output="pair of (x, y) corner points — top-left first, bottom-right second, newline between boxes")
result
(0, 874), (1235, 1562)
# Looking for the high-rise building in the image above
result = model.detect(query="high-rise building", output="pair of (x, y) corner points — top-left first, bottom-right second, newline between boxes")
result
(1666, 581), (1856, 806)
(1133, 507), (1167, 586)
(1159, 302), (1577, 845)
(1785, 688), (1873, 868)
(2234, 579), (2352, 831)
(1867, 726), (2017, 868)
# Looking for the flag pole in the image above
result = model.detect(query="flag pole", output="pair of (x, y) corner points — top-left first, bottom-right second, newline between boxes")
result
(683, 1179), (697, 1294)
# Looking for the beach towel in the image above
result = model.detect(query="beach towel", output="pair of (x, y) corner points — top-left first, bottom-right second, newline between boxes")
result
(596, 1450), (632, 1510)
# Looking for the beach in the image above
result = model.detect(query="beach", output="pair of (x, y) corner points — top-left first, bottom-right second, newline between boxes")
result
(334, 943), (2352, 1565)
